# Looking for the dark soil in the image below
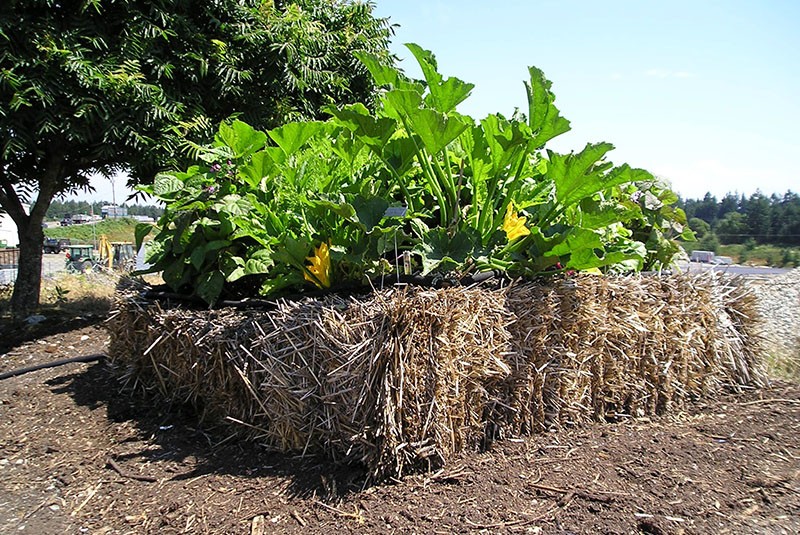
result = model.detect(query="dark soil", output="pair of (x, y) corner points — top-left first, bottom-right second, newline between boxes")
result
(1, 322), (798, 535)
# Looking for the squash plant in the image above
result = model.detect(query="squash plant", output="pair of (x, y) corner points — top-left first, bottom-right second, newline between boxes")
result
(137, 44), (692, 304)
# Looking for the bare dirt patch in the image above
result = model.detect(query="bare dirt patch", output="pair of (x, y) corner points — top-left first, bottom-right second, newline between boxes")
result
(1, 323), (798, 534)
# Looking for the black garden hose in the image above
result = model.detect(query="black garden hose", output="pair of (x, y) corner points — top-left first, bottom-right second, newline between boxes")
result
(0, 353), (106, 381)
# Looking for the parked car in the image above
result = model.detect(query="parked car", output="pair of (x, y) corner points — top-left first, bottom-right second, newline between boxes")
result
(43, 238), (71, 254)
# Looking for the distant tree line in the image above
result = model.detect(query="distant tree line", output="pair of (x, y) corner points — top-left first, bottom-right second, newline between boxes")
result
(46, 200), (163, 221)
(679, 191), (800, 248)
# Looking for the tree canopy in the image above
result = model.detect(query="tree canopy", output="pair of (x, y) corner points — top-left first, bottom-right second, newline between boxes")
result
(0, 0), (393, 315)
(681, 191), (800, 246)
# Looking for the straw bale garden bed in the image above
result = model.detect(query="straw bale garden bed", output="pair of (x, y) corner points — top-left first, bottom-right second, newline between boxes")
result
(107, 272), (764, 482)
(2, 46), (798, 534)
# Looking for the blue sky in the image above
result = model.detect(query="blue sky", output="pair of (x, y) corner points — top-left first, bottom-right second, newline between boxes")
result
(77, 0), (798, 203)
(372, 0), (799, 199)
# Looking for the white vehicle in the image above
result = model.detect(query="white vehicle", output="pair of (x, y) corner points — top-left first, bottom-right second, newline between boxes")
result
(713, 256), (733, 265)
(690, 250), (715, 263)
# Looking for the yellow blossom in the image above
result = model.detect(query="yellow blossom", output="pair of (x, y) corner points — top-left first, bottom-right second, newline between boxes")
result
(304, 241), (331, 288)
(503, 203), (530, 241)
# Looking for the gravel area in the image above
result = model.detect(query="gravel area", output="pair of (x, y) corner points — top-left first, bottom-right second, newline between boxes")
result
(752, 267), (800, 364)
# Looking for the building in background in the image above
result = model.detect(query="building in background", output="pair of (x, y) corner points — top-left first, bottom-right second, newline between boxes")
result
(0, 204), (28, 247)
(101, 205), (128, 219)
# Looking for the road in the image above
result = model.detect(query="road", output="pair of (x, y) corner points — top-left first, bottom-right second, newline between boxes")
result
(678, 261), (792, 277)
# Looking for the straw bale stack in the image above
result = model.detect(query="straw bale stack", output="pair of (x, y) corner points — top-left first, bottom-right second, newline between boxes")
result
(108, 272), (764, 480)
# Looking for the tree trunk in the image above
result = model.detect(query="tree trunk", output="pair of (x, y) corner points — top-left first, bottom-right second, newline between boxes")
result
(10, 215), (46, 318)
(1, 149), (63, 318)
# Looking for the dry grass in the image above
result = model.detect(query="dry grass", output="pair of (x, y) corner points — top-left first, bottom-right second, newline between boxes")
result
(0, 272), (117, 318)
(107, 272), (764, 480)
(765, 348), (800, 382)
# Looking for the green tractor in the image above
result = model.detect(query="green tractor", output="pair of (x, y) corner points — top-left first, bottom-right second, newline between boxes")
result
(65, 245), (98, 273)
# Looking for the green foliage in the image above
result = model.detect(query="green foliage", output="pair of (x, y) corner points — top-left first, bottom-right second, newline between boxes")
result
(0, 0), (393, 314)
(142, 45), (691, 304)
(46, 200), (163, 221)
(689, 217), (711, 238)
(681, 190), (800, 246)
(44, 217), (140, 244)
(697, 231), (720, 253)
(714, 212), (750, 244)
(713, 243), (800, 267)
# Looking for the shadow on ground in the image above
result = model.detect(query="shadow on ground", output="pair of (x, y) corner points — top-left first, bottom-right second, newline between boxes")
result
(45, 362), (368, 500)
(0, 309), (107, 355)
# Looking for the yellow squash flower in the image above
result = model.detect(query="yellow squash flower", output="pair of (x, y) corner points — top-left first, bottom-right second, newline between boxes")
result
(503, 203), (531, 241)
(304, 241), (331, 288)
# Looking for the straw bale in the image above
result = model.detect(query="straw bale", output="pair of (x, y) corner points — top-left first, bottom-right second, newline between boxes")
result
(107, 271), (764, 480)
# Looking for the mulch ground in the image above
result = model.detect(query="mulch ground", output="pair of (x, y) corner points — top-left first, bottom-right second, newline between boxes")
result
(1, 320), (798, 534)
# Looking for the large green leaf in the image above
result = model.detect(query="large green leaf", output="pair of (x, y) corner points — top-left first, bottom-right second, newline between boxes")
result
(572, 199), (637, 230)
(545, 228), (604, 258)
(405, 43), (474, 114)
(267, 121), (325, 157)
(327, 103), (396, 150)
(228, 248), (274, 282)
(354, 50), (423, 92)
(329, 130), (365, 168)
(134, 223), (154, 251)
(544, 228), (645, 271)
(413, 228), (475, 275)
(480, 115), (528, 175)
(548, 143), (638, 209)
(305, 198), (357, 220)
(163, 258), (191, 291)
(212, 194), (252, 217)
(190, 239), (231, 270)
(382, 137), (417, 176)
(196, 270), (225, 305)
(272, 236), (313, 270)
(382, 89), (423, 122)
(239, 151), (278, 187)
(406, 108), (469, 155)
(352, 195), (390, 232)
(525, 67), (571, 148)
(217, 120), (268, 159)
(152, 173), (183, 198)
